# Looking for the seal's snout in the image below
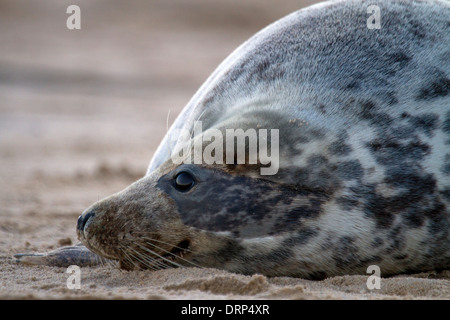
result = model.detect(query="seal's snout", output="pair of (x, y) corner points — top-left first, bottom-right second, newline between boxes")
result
(77, 210), (95, 232)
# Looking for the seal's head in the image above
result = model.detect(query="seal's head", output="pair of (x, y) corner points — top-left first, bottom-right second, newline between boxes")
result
(76, 167), (204, 271)
(77, 0), (450, 279)
(76, 114), (327, 276)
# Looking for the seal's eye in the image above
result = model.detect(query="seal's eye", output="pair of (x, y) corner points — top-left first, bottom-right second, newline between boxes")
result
(174, 172), (195, 192)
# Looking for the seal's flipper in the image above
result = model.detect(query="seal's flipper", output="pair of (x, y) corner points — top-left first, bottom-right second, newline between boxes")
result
(14, 243), (114, 267)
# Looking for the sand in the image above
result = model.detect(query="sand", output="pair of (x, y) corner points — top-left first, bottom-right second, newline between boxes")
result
(0, 0), (449, 300)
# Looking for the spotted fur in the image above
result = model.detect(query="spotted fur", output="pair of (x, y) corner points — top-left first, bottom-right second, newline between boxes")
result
(17, 0), (450, 279)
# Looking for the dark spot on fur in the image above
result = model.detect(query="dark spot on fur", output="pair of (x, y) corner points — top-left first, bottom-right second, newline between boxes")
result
(246, 57), (286, 83)
(403, 141), (430, 159)
(366, 139), (384, 152)
(296, 135), (310, 144)
(387, 51), (412, 69)
(394, 254), (408, 260)
(284, 205), (316, 222)
(355, 174), (438, 229)
(443, 112), (450, 134)
(278, 155), (341, 191)
(364, 192), (397, 228)
(441, 154), (450, 175)
(416, 77), (450, 100)
(157, 165), (329, 238)
(385, 226), (406, 253)
(317, 104), (327, 114)
(274, 198), (327, 233)
(402, 209), (425, 228)
(372, 237), (384, 247)
(384, 169), (436, 194)
(215, 238), (244, 265)
(336, 196), (359, 211)
(390, 124), (415, 140)
(385, 91), (398, 105)
(409, 20), (426, 39)
(381, 170), (439, 228)
(367, 138), (430, 165)
(282, 228), (318, 246)
(441, 188), (450, 201)
(358, 100), (395, 128)
(346, 80), (360, 90)
(328, 136), (352, 156)
(371, 113), (394, 129)
(332, 236), (360, 270)
(408, 113), (439, 137)
(201, 94), (216, 108)
(359, 101), (376, 120)
(308, 271), (328, 280)
(223, 56), (252, 83)
(424, 202), (446, 221)
(253, 59), (271, 78)
(252, 245), (294, 272)
(334, 160), (363, 181)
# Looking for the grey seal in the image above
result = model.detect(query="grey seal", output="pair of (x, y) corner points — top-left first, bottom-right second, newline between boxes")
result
(17, 0), (450, 280)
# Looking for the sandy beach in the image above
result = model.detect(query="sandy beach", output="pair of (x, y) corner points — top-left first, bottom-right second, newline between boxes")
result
(0, 0), (449, 299)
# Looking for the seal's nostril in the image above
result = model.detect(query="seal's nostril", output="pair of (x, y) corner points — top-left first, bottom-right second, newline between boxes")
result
(77, 211), (95, 231)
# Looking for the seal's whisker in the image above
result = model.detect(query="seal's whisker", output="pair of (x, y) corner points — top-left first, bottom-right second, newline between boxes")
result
(141, 240), (203, 269)
(130, 232), (195, 253)
(190, 108), (207, 139)
(134, 242), (185, 269)
(166, 108), (173, 158)
(119, 246), (141, 270)
(93, 251), (117, 269)
(126, 246), (163, 271)
(120, 246), (139, 269)
(125, 248), (156, 270)
(166, 109), (171, 134)
(105, 258), (118, 268)
(138, 235), (194, 254)
(114, 236), (169, 270)
(124, 242), (168, 270)
(135, 242), (184, 269)
(124, 242), (173, 270)
(95, 253), (105, 267)
(131, 245), (170, 270)
(119, 219), (135, 232)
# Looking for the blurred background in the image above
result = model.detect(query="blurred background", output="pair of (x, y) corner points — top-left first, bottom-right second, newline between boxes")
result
(0, 0), (319, 252)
